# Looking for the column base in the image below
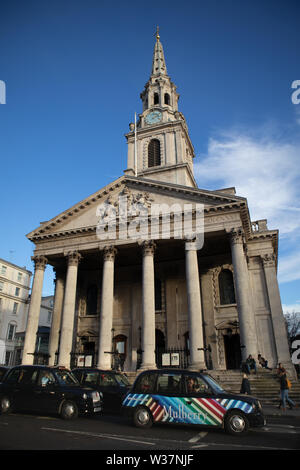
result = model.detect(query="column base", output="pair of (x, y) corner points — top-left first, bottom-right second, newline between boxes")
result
(137, 364), (157, 373)
(188, 362), (207, 371)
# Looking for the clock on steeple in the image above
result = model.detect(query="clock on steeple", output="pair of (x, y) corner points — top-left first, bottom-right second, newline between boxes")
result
(124, 28), (197, 188)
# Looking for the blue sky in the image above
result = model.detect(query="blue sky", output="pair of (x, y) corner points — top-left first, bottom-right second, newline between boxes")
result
(0, 0), (299, 313)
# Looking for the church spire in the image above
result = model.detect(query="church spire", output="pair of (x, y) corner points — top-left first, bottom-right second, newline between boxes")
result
(151, 26), (168, 77)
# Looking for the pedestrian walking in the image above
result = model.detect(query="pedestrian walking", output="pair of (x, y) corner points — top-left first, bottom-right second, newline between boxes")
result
(240, 373), (251, 395)
(279, 371), (296, 411)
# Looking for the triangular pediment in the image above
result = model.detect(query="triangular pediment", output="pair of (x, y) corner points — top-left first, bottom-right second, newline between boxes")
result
(27, 176), (249, 241)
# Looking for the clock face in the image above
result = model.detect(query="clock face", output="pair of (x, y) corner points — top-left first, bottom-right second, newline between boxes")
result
(145, 110), (162, 125)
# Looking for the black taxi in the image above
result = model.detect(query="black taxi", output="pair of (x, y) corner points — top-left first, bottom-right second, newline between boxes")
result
(0, 365), (102, 419)
(122, 369), (265, 435)
(72, 368), (131, 412)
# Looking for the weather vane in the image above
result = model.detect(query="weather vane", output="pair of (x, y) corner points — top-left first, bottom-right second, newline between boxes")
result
(156, 25), (160, 42)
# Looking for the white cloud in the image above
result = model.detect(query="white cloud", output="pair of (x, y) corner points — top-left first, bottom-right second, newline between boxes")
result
(278, 251), (300, 284)
(194, 128), (300, 283)
(194, 130), (300, 235)
(282, 303), (300, 315)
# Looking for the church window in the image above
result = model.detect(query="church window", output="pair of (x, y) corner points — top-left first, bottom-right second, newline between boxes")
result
(154, 93), (159, 105)
(155, 278), (163, 311)
(86, 284), (98, 315)
(148, 139), (161, 167)
(218, 269), (236, 305)
(164, 93), (170, 105)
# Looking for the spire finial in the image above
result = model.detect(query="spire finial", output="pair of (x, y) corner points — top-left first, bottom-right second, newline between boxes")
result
(156, 25), (160, 42)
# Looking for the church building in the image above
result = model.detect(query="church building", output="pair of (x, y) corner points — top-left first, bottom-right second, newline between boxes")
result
(23, 31), (292, 374)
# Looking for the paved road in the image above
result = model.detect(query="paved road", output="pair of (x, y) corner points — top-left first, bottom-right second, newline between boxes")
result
(0, 410), (299, 454)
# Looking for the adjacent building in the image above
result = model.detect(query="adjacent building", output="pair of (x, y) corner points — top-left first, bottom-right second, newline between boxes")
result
(0, 258), (32, 365)
(23, 31), (293, 374)
(15, 295), (54, 365)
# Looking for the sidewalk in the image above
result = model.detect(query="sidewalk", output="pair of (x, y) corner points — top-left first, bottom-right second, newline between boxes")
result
(262, 405), (300, 419)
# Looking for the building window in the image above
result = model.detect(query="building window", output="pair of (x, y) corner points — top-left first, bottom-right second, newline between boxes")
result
(148, 139), (161, 167)
(13, 302), (18, 314)
(0, 281), (4, 292)
(218, 269), (236, 305)
(17, 272), (22, 282)
(15, 287), (20, 297)
(86, 284), (98, 315)
(1, 265), (7, 275)
(154, 92), (159, 105)
(7, 323), (16, 341)
(5, 351), (12, 366)
(164, 93), (170, 105)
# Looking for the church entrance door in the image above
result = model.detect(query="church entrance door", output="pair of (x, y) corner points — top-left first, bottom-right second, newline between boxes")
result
(224, 333), (242, 369)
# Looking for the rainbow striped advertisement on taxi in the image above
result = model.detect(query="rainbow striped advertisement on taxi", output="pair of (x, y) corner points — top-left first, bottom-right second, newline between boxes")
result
(123, 393), (253, 426)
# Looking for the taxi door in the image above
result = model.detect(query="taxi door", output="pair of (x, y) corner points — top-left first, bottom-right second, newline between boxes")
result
(182, 375), (223, 427)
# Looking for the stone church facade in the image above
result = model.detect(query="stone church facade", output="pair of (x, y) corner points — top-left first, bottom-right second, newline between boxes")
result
(23, 31), (292, 373)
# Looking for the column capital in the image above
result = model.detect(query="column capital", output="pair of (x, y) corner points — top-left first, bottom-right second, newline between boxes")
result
(261, 253), (276, 267)
(227, 227), (244, 245)
(140, 240), (156, 256)
(102, 245), (117, 262)
(66, 251), (82, 266)
(31, 255), (48, 271)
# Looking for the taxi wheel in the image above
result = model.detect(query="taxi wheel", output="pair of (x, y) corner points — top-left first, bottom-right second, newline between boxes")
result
(224, 410), (249, 435)
(133, 406), (153, 428)
(60, 400), (79, 420)
(0, 396), (12, 414)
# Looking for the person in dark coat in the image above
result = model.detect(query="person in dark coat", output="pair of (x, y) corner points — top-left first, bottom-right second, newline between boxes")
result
(279, 371), (296, 411)
(240, 373), (251, 395)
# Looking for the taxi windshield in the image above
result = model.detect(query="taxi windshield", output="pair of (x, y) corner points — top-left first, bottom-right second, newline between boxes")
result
(203, 375), (225, 393)
(55, 369), (79, 386)
(114, 373), (130, 387)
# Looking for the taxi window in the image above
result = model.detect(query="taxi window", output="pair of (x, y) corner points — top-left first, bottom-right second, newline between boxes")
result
(7, 368), (38, 385)
(135, 373), (156, 394)
(6, 368), (21, 384)
(83, 372), (99, 386)
(38, 370), (56, 387)
(99, 374), (117, 387)
(156, 374), (182, 394)
(185, 375), (210, 394)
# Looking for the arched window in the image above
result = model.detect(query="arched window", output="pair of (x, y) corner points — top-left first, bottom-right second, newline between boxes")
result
(86, 284), (98, 315)
(148, 139), (161, 167)
(154, 93), (159, 105)
(218, 269), (236, 305)
(164, 93), (170, 105)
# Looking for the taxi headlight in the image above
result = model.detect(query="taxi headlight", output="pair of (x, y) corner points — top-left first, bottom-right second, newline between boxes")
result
(92, 391), (100, 403)
(252, 400), (262, 411)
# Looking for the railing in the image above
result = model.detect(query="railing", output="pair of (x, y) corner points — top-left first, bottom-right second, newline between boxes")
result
(155, 347), (190, 369)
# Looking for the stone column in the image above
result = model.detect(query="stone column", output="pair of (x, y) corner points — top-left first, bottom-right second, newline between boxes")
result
(97, 246), (117, 369)
(48, 269), (65, 366)
(139, 240), (157, 370)
(22, 256), (48, 365)
(229, 228), (258, 360)
(261, 253), (292, 371)
(58, 251), (81, 368)
(185, 241), (206, 370)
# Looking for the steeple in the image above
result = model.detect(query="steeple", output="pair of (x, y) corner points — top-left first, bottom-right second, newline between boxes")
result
(151, 26), (168, 77)
(124, 29), (197, 188)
